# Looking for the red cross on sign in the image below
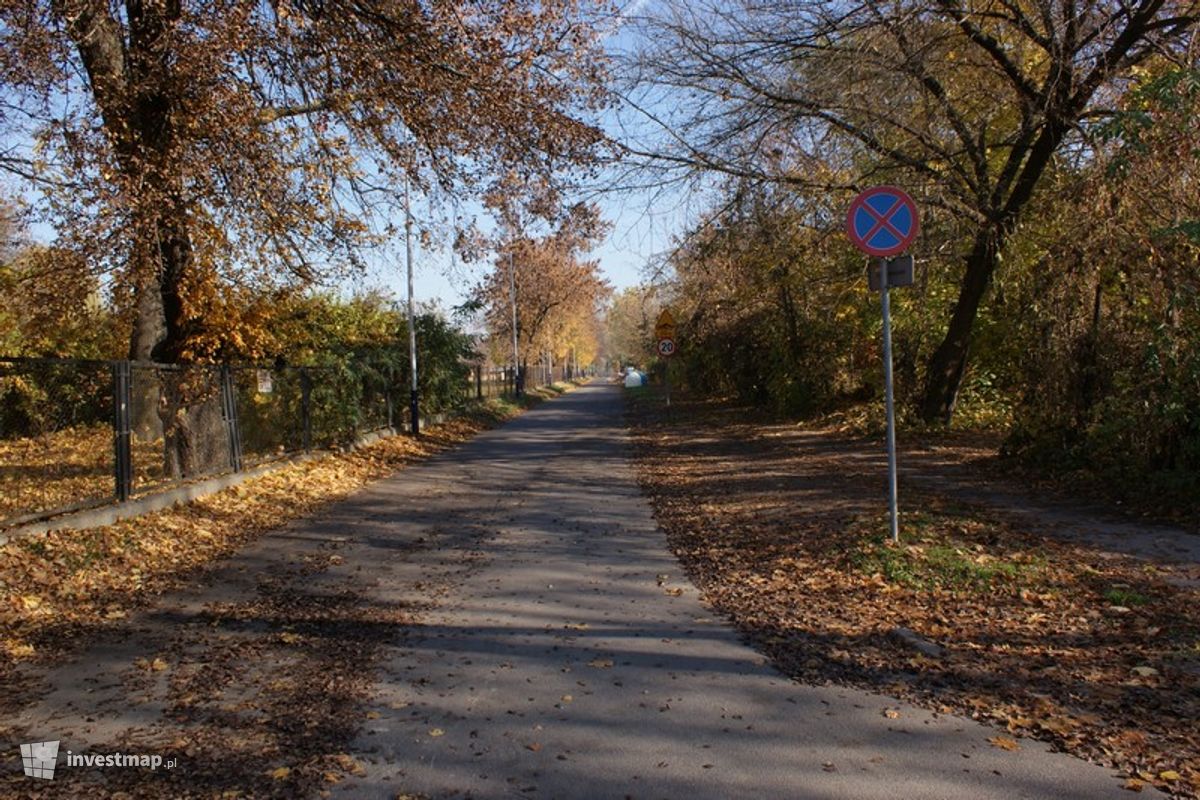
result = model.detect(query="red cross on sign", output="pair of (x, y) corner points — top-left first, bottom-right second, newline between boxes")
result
(846, 186), (920, 258)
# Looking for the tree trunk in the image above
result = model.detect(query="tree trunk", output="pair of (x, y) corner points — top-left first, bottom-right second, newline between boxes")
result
(158, 365), (230, 480)
(148, 209), (229, 478)
(772, 266), (803, 367)
(1074, 278), (1104, 429)
(919, 116), (1072, 424)
(919, 227), (1000, 423)
(55, 0), (215, 467)
(129, 252), (166, 441)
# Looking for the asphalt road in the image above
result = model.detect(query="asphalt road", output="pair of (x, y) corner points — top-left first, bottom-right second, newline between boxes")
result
(332, 382), (1133, 800)
(3, 382), (1140, 798)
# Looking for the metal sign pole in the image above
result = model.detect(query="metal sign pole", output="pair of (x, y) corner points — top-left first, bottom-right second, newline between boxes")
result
(880, 259), (900, 542)
(847, 186), (917, 545)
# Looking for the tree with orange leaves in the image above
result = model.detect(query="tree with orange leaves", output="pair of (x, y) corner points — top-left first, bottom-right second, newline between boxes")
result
(476, 202), (611, 380)
(0, 0), (611, 472)
(0, 0), (612, 363)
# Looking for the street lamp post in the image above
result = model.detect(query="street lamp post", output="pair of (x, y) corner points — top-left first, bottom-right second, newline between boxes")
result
(405, 175), (419, 435)
(509, 250), (521, 398)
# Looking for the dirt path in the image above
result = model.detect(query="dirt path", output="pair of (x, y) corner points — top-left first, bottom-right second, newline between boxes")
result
(892, 436), (1200, 566)
(801, 430), (1200, 584)
(2, 385), (1149, 798)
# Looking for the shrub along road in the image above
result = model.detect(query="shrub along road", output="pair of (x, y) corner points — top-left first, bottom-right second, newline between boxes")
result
(3, 383), (1143, 798)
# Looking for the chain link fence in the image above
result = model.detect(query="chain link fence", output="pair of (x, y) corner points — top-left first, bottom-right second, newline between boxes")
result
(465, 362), (585, 400)
(0, 355), (516, 530)
(0, 357), (116, 526)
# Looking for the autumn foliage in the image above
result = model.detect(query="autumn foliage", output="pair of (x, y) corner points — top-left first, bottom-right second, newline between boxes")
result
(474, 201), (611, 377)
(0, 0), (611, 363)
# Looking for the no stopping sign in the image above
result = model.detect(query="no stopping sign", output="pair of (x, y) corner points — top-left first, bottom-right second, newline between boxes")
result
(846, 186), (919, 257)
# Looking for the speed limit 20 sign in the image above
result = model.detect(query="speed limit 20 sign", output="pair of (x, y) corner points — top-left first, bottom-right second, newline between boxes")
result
(657, 338), (676, 358)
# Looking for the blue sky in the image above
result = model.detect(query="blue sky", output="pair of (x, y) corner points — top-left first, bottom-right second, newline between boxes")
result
(362, 1), (694, 311)
(359, 180), (677, 313)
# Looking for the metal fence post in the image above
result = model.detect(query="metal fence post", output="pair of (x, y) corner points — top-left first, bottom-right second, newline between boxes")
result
(112, 360), (133, 502)
(300, 368), (312, 452)
(219, 365), (243, 472)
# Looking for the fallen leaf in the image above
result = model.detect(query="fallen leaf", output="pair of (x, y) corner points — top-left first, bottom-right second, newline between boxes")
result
(429, 728), (444, 737)
(987, 736), (1020, 751)
(269, 766), (291, 780)
(3, 639), (35, 658)
(1036, 716), (1078, 734)
(588, 658), (613, 668)
(332, 754), (358, 771)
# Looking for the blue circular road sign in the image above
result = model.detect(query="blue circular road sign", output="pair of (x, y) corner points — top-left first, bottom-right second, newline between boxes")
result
(846, 186), (920, 257)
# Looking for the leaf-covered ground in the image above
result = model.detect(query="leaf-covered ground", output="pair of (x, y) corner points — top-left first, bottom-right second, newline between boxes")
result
(0, 425), (166, 524)
(0, 393), (565, 682)
(628, 392), (1200, 799)
(1, 388), (583, 798)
